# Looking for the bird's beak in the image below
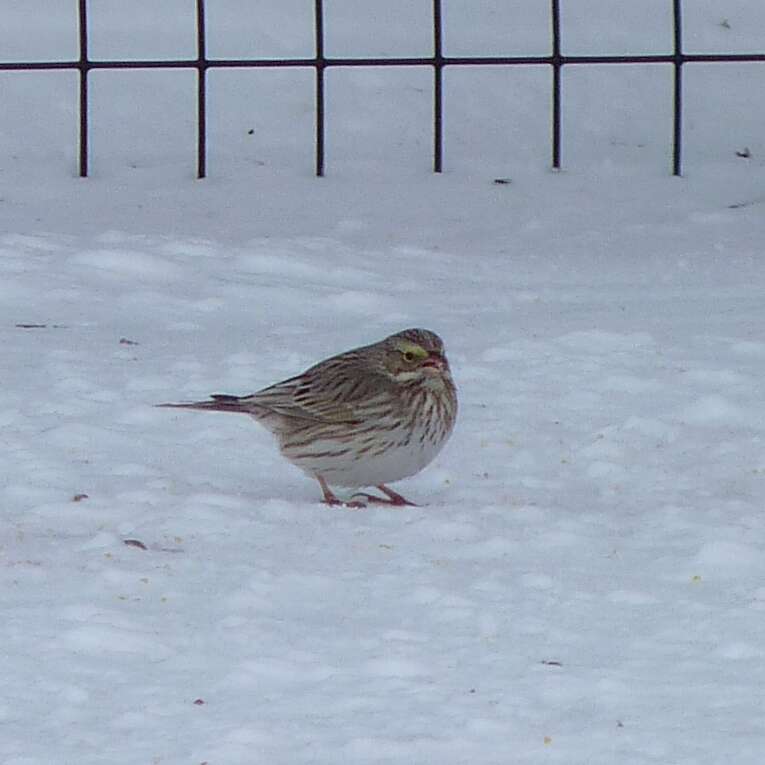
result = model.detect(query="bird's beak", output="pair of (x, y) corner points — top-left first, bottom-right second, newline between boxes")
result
(422, 354), (447, 373)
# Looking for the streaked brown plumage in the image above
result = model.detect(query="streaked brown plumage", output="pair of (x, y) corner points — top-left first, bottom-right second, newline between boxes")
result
(158, 328), (457, 507)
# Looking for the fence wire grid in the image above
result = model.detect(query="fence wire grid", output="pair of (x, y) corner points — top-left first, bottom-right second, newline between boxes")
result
(1, 0), (764, 178)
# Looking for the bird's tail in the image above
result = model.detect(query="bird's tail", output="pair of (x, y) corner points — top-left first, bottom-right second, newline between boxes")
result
(156, 394), (250, 414)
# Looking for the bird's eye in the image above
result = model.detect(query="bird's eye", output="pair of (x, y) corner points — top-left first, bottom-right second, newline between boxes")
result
(403, 351), (415, 362)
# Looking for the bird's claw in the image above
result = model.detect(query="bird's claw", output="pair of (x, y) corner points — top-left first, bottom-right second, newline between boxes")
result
(350, 491), (418, 507)
(322, 497), (367, 510)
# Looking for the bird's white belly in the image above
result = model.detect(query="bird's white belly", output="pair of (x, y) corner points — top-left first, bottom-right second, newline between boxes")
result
(290, 429), (445, 488)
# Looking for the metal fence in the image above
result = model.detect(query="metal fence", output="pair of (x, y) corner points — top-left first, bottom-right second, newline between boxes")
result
(1, 0), (763, 178)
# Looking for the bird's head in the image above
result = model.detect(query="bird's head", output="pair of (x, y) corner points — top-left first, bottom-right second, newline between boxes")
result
(378, 328), (452, 386)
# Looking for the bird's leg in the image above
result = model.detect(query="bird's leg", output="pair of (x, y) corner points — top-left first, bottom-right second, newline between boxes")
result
(317, 475), (365, 509)
(351, 484), (419, 507)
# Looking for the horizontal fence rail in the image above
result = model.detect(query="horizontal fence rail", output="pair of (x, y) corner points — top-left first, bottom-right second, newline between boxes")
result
(0, 0), (763, 177)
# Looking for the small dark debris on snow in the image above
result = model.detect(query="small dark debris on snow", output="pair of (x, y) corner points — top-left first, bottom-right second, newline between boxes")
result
(193, 698), (206, 705)
(247, 128), (254, 135)
(735, 147), (751, 159)
(719, 18), (731, 29)
(15, 323), (67, 329)
(541, 659), (563, 667)
(119, 337), (139, 346)
(617, 720), (625, 728)
(72, 493), (89, 502)
(493, 177), (512, 185)
(123, 539), (148, 551)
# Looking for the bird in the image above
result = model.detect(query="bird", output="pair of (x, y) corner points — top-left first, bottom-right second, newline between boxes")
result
(158, 328), (458, 507)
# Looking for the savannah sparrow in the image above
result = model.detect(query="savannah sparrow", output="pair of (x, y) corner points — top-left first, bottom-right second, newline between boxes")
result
(159, 329), (457, 507)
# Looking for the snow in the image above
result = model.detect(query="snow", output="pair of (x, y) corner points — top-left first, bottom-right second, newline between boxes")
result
(2, 1), (765, 763)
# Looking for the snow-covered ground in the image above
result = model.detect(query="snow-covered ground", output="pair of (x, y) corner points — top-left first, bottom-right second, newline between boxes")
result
(2, 2), (765, 764)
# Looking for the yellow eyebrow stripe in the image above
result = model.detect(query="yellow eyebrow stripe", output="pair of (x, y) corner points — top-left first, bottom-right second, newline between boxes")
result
(398, 342), (428, 359)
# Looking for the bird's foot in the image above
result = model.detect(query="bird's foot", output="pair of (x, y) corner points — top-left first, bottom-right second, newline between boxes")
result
(351, 485), (418, 507)
(322, 497), (367, 510)
(317, 476), (367, 509)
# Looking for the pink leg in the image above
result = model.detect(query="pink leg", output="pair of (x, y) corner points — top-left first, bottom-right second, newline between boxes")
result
(317, 475), (365, 509)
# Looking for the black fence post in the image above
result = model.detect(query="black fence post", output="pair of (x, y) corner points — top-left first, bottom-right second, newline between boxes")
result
(315, 0), (325, 177)
(672, 0), (683, 177)
(77, 0), (89, 177)
(551, 0), (562, 171)
(433, 0), (443, 173)
(196, 0), (207, 179)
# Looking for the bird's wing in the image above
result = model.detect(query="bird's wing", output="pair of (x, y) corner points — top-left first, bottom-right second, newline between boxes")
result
(244, 362), (389, 425)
